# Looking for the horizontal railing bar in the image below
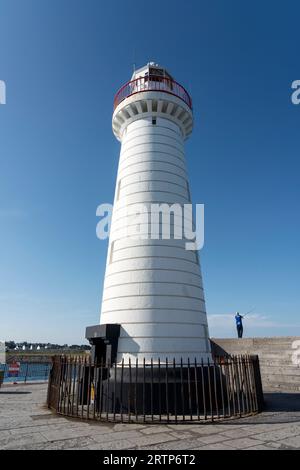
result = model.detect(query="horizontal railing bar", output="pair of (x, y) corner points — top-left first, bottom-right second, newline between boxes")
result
(113, 75), (192, 111)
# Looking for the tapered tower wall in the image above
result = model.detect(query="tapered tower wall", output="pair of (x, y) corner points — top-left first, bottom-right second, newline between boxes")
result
(100, 64), (211, 363)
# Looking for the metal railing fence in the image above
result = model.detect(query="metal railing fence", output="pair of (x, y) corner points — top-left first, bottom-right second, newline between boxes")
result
(114, 75), (192, 110)
(47, 355), (263, 423)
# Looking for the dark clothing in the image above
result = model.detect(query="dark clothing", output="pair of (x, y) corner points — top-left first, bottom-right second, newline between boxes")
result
(237, 324), (243, 338)
(235, 314), (244, 338)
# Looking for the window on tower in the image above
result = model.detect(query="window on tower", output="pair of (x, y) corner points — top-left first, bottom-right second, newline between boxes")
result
(149, 67), (174, 91)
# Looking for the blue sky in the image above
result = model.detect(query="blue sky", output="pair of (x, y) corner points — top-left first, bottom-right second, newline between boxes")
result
(0, 1), (299, 343)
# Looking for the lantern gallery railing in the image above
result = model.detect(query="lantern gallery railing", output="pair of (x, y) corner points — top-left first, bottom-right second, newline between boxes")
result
(47, 355), (264, 423)
(113, 75), (192, 110)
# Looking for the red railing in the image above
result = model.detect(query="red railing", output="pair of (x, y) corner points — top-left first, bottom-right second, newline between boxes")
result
(114, 75), (192, 110)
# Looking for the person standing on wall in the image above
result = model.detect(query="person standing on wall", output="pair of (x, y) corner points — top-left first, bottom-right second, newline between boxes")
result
(235, 312), (244, 338)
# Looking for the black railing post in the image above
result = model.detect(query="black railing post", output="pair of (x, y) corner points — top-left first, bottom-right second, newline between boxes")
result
(135, 358), (138, 422)
(120, 358), (124, 423)
(165, 358), (169, 422)
(105, 359), (110, 421)
(180, 357), (185, 421)
(158, 357), (161, 422)
(150, 358), (154, 422)
(173, 358), (177, 424)
(113, 360), (117, 421)
(194, 358), (200, 421)
(128, 358), (132, 423)
(98, 359), (103, 420)
(143, 358), (146, 423)
(200, 358), (207, 420)
(207, 357), (213, 422)
(187, 358), (192, 421)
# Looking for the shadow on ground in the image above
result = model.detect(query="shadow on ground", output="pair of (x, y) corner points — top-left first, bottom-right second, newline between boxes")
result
(264, 393), (300, 412)
(0, 391), (32, 395)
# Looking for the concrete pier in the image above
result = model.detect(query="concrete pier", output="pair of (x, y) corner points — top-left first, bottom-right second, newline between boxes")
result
(211, 337), (300, 392)
(1, 382), (300, 450)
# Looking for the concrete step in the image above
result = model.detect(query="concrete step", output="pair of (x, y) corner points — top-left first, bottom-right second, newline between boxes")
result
(264, 385), (300, 393)
(259, 362), (297, 368)
(258, 355), (295, 361)
(260, 367), (300, 376)
(261, 373), (300, 384)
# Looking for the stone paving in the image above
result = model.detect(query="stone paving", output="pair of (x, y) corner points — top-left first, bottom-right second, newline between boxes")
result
(0, 383), (300, 450)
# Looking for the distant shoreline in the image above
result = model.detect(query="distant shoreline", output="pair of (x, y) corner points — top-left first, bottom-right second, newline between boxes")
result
(5, 350), (89, 363)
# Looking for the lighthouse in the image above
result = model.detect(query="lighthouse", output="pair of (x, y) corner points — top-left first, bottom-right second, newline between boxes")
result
(49, 63), (263, 422)
(87, 63), (211, 367)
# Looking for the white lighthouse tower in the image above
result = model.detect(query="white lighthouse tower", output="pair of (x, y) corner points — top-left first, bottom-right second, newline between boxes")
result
(87, 63), (211, 365)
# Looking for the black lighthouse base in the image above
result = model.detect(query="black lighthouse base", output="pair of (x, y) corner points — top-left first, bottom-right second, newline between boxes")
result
(95, 363), (225, 416)
(48, 352), (264, 421)
(85, 323), (222, 415)
(80, 323), (264, 417)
